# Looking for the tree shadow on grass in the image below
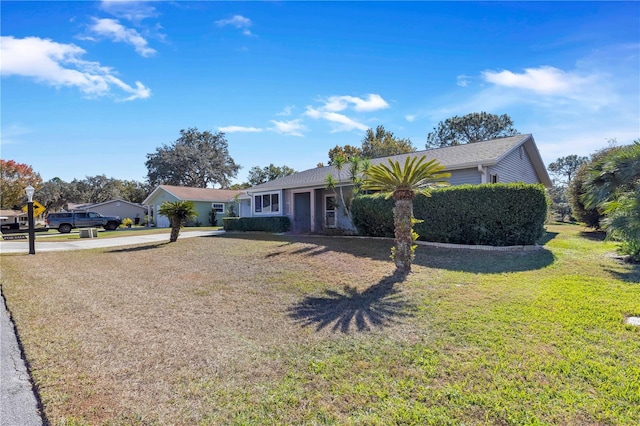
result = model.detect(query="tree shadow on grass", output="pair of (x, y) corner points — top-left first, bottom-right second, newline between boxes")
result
(106, 242), (169, 253)
(605, 263), (640, 284)
(538, 231), (559, 246)
(287, 274), (414, 333)
(218, 233), (555, 273)
(579, 230), (607, 241)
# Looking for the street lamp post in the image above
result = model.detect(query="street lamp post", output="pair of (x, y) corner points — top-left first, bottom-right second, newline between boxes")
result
(25, 185), (36, 255)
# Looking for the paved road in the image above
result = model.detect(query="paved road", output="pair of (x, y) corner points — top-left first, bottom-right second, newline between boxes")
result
(0, 229), (224, 425)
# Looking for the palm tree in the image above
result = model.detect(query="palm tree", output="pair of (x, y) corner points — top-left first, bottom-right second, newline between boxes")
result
(158, 200), (198, 242)
(583, 141), (640, 260)
(362, 156), (450, 274)
(325, 156), (370, 225)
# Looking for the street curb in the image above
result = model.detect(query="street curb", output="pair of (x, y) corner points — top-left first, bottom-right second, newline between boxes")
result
(0, 289), (45, 426)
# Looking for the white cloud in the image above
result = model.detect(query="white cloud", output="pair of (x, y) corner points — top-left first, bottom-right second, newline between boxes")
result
(323, 93), (389, 112)
(276, 105), (295, 116)
(305, 107), (368, 132)
(90, 18), (156, 57)
(216, 15), (254, 36)
(269, 119), (305, 137)
(0, 36), (151, 101)
(304, 93), (385, 132)
(405, 114), (417, 122)
(219, 126), (263, 133)
(456, 74), (471, 87)
(482, 66), (593, 96)
(100, 0), (158, 22)
(422, 49), (638, 164)
(0, 124), (32, 146)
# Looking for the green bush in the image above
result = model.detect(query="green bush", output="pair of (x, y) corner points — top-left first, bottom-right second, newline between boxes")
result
(223, 216), (291, 233)
(352, 183), (548, 246)
(351, 194), (394, 237)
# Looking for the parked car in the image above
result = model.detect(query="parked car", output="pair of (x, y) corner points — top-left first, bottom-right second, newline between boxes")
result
(46, 211), (122, 233)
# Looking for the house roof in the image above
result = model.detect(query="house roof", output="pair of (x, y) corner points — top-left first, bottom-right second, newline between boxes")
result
(143, 185), (244, 204)
(247, 134), (551, 192)
(0, 209), (25, 218)
(68, 199), (147, 211)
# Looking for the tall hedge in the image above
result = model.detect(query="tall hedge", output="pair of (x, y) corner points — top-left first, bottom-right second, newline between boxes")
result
(352, 183), (547, 246)
(223, 216), (291, 233)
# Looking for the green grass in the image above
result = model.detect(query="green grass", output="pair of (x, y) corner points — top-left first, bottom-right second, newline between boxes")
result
(1, 223), (638, 425)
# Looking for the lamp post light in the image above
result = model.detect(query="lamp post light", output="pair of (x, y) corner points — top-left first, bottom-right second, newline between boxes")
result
(25, 185), (35, 255)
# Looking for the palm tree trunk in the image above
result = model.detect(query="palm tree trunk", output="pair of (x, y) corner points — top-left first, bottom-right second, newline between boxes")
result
(393, 191), (414, 274)
(169, 219), (181, 243)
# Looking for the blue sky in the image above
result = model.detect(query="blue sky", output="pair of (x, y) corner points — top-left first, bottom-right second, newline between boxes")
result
(2, 1), (639, 186)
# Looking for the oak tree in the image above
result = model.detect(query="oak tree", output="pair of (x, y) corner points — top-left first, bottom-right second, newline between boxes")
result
(146, 128), (240, 188)
(426, 112), (518, 149)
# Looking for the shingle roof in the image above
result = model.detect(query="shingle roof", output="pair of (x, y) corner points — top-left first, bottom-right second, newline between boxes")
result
(0, 209), (24, 218)
(249, 134), (550, 191)
(144, 185), (243, 204)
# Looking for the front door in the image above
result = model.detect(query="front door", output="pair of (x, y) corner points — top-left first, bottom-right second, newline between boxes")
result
(325, 195), (336, 228)
(293, 192), (311, 233)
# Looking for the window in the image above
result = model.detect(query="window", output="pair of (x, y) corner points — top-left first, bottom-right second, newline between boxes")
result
(254, 193), (279, 214)
(490, 174), (499, 184)
(212, 203), (224, 213)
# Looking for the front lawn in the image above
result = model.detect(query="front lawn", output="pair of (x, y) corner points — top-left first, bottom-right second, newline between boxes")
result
(1, 224), (638, 425)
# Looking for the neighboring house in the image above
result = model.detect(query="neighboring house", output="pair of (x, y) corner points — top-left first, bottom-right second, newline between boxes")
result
(0, 209), (27, 229)
(239, 134), (552, 233)
(143, 185), (243, 228)
(69, 199), (148, 224)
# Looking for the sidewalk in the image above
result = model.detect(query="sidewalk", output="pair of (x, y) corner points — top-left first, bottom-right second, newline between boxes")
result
(0, 229), (224, 425)
(0, 229), (223, 254)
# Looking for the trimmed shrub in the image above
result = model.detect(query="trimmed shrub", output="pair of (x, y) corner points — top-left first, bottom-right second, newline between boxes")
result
(223, 216), (291, 233)
(351, 194), (394, 238)
(352, 183), (548, 246)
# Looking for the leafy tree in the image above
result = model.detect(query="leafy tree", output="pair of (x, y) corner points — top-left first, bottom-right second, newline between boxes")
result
(0, 159), (43, 209)
(583, 141), (640, 261)
(76, 175), (124, 203)
(547, 185), (572, 222)
(120, 180), (150, 204)
(426, 112), (518, 149)
(328, 144), (362, 165)
(325, 156), (370, 225)
(548, 155), (588, 185)
(327, 126), (415, 164)
(228, 182), (251, 190)
(146, 128), (240, 188)
(158, 200), (197, 242)
(38, 177), (68, 212)
(247, 164), (296, 186)
(569, 163), (602, 229)
(361, 125), (416, 159)
(362, 156), (450, 275)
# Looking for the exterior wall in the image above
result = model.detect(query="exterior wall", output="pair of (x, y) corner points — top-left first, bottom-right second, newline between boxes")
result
(190, 201), (232, 226)
(488, 146), (540, 184)
(239, 199), (251, 217)
(448, 168), (482, 185)
(89, 203), (146, 222)
(283, 189), (293, 217)
(146, 191), (179, 228)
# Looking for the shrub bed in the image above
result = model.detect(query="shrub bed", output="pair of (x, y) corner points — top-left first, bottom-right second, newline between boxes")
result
(223, 216), (291, 233)
(352, 183), (548, 246)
